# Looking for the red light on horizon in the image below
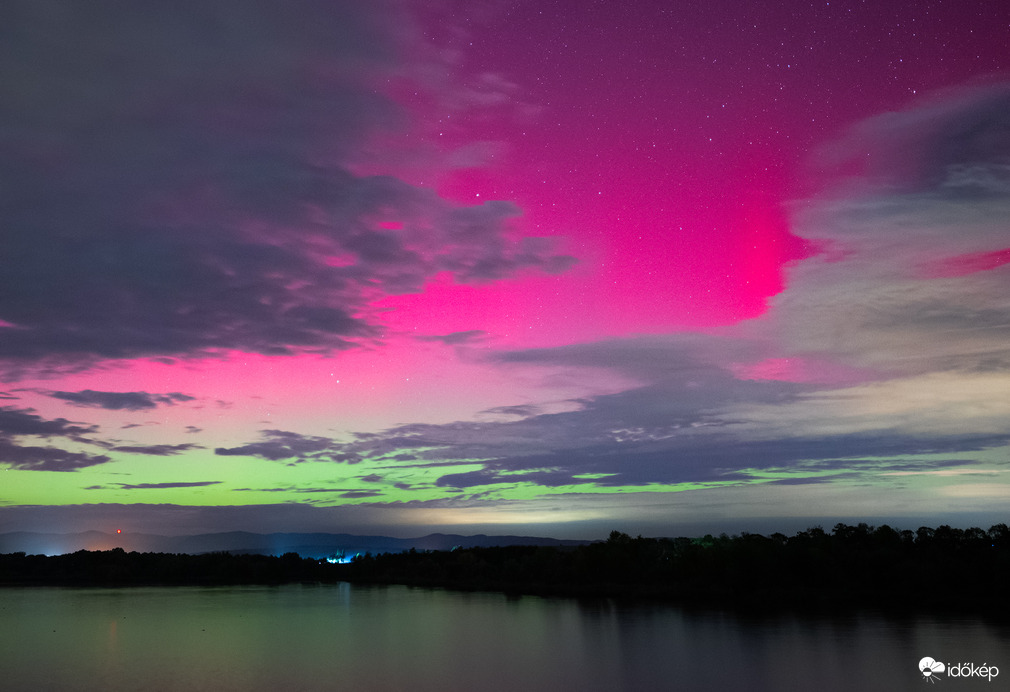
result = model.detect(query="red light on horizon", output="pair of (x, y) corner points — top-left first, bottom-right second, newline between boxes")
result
(117, 529), (122, 534)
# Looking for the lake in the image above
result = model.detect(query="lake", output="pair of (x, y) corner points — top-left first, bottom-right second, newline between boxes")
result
(0, 583), (1006, 691)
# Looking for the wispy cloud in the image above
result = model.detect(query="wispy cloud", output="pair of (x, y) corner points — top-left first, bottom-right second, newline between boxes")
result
(110, 443), (203, 456)
(114, 481), (223, 490)
(44, 390), (194, 411)
(419, 330), (487, 345)
(215, 430), (361, 464)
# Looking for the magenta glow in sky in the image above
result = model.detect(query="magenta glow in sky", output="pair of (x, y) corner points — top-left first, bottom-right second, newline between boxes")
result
(2, 0), (1010, 538)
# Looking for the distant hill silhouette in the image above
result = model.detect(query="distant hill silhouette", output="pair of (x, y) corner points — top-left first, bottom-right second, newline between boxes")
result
(0, 530), (588, 558)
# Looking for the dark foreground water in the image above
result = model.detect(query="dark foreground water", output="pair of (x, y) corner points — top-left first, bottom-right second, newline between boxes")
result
(1, 583), (1006, 691)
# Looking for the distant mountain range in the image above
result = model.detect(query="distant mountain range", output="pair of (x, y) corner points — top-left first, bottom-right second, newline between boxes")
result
(0, 531), (591, 558)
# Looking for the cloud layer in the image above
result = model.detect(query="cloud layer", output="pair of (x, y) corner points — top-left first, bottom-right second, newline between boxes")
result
(773, 84), (1010, 376)
(2, 2), (1008, 534)
(203, 83), (1010, 495)
(6, 83), (1010, 499)
(0, 407), (109, 471)
(0, 1), (570, 370)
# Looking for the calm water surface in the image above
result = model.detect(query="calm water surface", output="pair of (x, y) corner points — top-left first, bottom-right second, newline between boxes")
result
(1, 584), (1006, 691)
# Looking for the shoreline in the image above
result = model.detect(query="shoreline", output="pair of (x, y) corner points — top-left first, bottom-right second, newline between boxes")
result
(3, 522), (1009, 618)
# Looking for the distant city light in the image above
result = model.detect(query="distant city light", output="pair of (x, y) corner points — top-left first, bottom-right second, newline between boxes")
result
(326, 553), (358, 564)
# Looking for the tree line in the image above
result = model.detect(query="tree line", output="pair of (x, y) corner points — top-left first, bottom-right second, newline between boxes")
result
(2, 523), (1009, 614)
(0, 548), (330, 586)
(336, 522), (1010, 612)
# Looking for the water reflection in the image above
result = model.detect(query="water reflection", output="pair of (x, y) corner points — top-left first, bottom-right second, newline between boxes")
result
(0, 584), (1006, 691)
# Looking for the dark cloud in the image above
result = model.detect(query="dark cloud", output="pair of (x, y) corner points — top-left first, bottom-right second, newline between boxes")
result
(480, 404), (541, 419)
(325, 339), (808, 470)
(340, 490), (383, 499)
(115, 481), (222, 490)
(1, 405), (202, 468)
(0, 438), (111, 472)
(766, 476), (842, 486)
(360, 474), (384, 483)
(419, 330), (486, 345)
(372, 460), (482, 470)
(185, 426), (203, 434)
(110, 443), (202, 456)
(494, 334), (767, 381)
(231, 486), (381, 497)
(45, 389), (194, 411)
(435, 468), (585, 489)
(0, 1), (571, 374)
(0, 406), (112, 471)
(445, 431), (1010, 488)
(814, 83), (1010, 193)
(0, 406), (97, 439)
(215, 429), (361, 463)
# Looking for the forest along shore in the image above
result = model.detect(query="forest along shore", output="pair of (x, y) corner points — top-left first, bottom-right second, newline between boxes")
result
(2, 523), (1008, 616)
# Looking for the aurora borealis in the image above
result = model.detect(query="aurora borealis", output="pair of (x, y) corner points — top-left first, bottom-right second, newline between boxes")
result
(3, 0), (1010, 538)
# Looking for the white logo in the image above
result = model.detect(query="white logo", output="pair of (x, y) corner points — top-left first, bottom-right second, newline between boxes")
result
(919, 657), (945, 684)
(919, 657), (1000, 683)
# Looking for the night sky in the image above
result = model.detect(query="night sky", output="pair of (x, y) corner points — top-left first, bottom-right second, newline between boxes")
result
(3, 0), (1010, 538)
